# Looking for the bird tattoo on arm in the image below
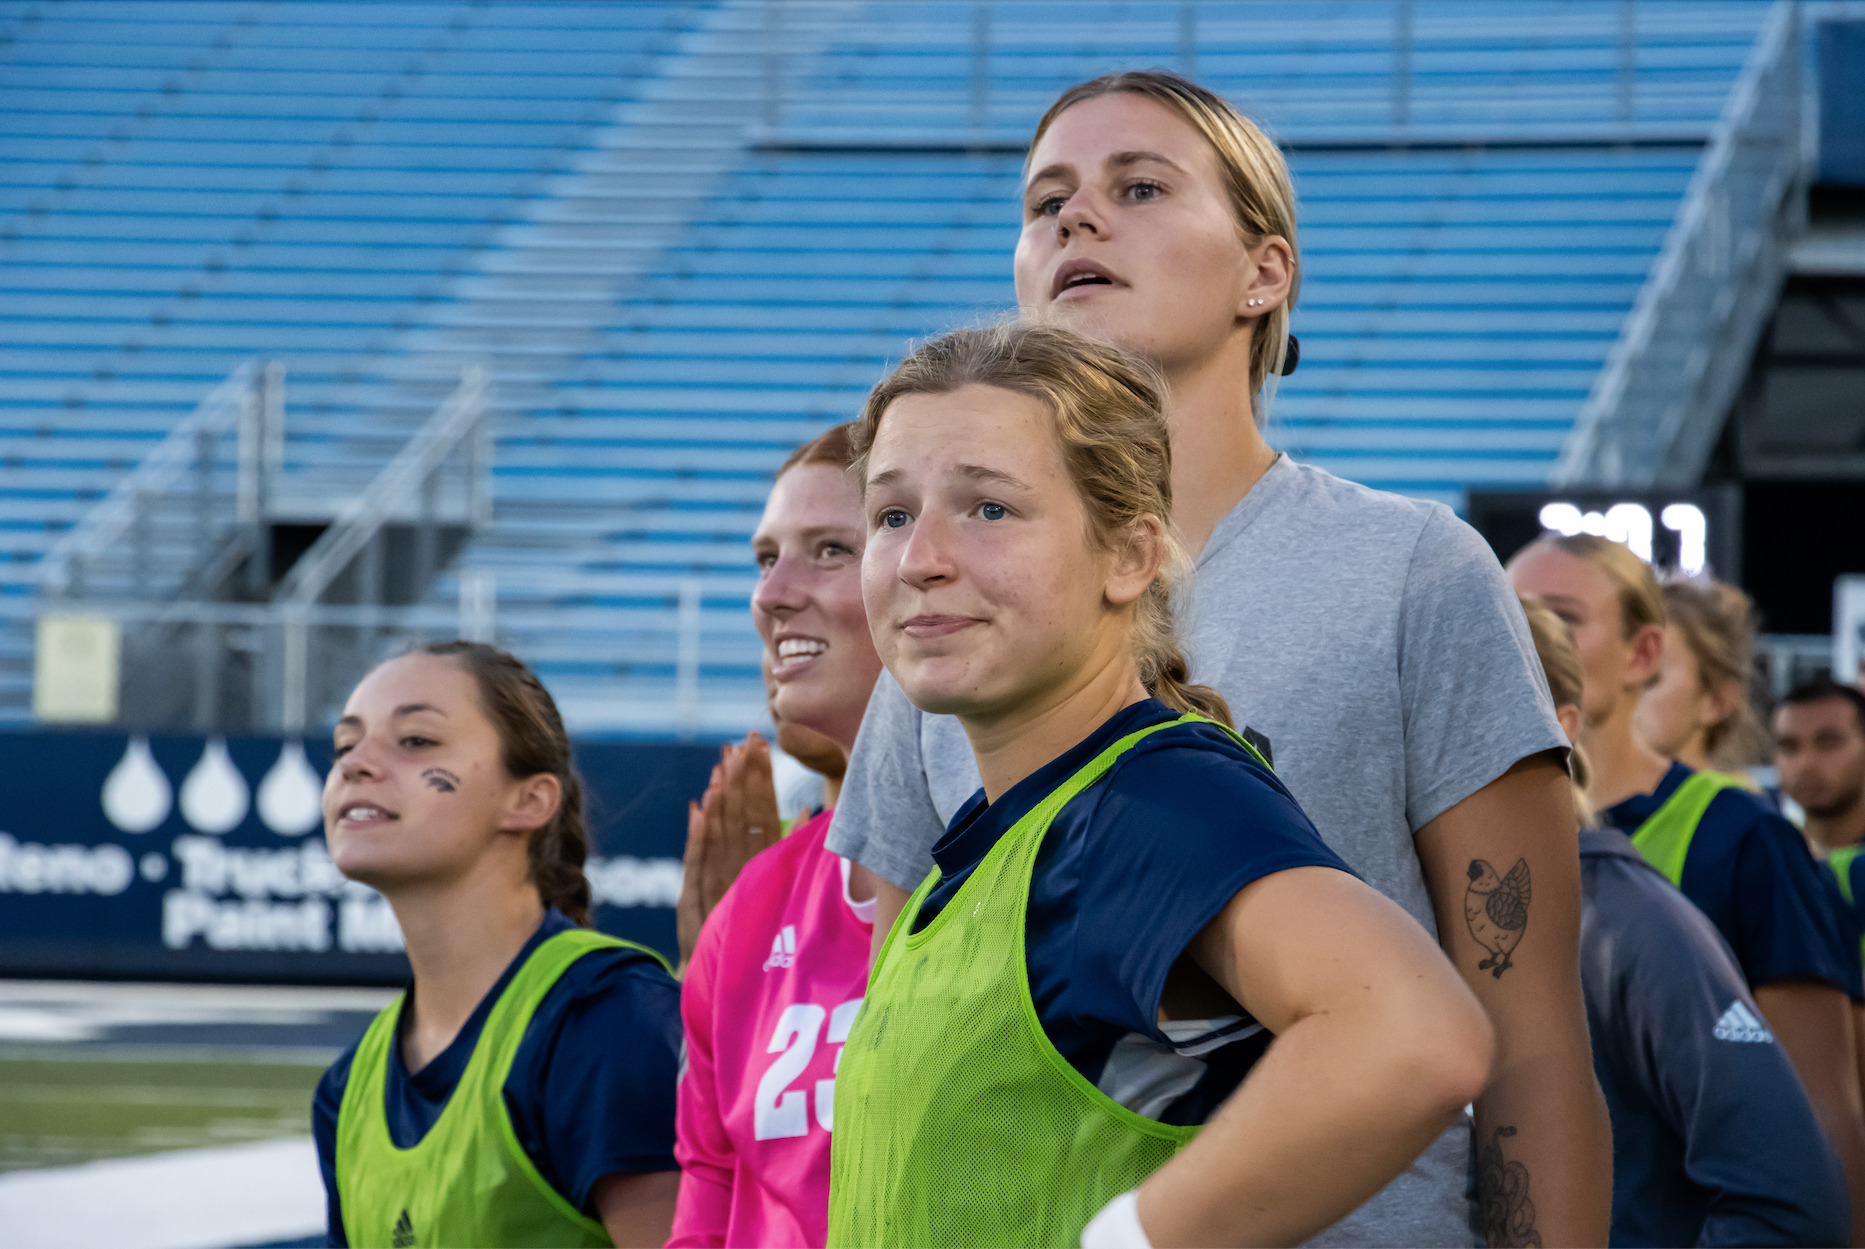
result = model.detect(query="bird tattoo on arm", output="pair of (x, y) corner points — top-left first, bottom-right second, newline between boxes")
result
(1464, 858), (1531, 978)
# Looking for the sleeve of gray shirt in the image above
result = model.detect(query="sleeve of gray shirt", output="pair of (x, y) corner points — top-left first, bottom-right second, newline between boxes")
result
(1397, 506), (1569, 832)
(824, 668), (951, 892)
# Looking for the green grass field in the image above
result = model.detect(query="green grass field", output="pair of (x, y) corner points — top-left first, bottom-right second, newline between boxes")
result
(0, 1051), (326, 1173)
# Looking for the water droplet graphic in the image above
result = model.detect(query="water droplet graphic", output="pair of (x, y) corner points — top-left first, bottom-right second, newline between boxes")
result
(258, 740), (324, 836)
(102, 736), (172, 833)
(179, 738), (250, 834)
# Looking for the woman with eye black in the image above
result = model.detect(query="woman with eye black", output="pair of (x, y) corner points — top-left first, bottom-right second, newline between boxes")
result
(310, 642), (682, 1249)
(826, 68), (1609, 1245)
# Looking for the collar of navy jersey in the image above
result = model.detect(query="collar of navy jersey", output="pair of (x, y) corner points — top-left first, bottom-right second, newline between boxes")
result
(930, 699), (1184, 875)
(392, 907), (573, 1086)
(1601, 760), (1694, 829)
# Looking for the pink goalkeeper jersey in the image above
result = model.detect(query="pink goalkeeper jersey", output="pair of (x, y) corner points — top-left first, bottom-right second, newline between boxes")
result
(670, 809), (873, 1249)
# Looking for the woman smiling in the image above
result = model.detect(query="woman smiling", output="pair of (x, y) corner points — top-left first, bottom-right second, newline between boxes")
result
(312, 643), (682, 1248)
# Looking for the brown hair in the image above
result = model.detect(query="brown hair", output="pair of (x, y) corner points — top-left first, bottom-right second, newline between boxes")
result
(777, 421), (857, 477)
(1519, 595), (1595, 827)
(1662, 578), (1766, 769)
(1030, 70), (1300, 411)
(418, 640), (593, 925)
(852, 322), (1229, 725)
(1531, 534), (1666, 640)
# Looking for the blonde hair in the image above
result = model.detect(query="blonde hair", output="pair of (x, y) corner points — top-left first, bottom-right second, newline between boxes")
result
(1518, 596), (1595, 828)
(1662, 578), (1767, 769)
(851, 323), (1229, 726)
(1030, 71), (1300, 413)
(1533, 534), (1665, 640)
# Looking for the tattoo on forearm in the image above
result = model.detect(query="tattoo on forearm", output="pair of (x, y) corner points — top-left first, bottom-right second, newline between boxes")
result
(1478, 1125), (1542, 1248)
(1464, 857), (1530, 977)
(422, 767), (460, 794)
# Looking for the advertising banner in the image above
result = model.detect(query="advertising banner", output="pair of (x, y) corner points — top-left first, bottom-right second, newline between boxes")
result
(0, 730), (714, 983)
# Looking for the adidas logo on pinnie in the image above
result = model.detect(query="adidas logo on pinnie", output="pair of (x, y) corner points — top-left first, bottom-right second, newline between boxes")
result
(391, 1209), (415, 1248)
(763, 925), (797, 972)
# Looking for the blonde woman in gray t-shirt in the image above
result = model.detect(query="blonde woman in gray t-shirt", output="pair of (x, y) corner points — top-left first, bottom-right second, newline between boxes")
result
(826, 71), (1610, 1248)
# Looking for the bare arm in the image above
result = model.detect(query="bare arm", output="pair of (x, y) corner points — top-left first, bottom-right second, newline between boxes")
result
(1414, 752), (1611, 1248)
(1130, 866), (1494, 1248)
(592, 1169), (680, 1248)
(1756, 980), (1865, 1245)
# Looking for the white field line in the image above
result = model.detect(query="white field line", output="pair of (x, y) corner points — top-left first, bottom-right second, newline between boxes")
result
(0, 1136), (322, 1249)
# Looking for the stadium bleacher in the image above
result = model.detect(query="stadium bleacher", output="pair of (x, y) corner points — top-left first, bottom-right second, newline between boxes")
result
(0, 0), (1788, 733)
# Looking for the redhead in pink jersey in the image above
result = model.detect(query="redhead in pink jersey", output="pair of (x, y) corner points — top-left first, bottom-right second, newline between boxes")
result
(671, 423), (884, 1249)
(672, 811), (873, 1247)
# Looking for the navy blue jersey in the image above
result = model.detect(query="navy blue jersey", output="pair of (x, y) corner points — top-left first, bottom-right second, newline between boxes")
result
(1579, 828), (1848, 1247)
(1824, 849), (1865, 970)
(1601, 763), (1863, 998)
(312, 910), (681, 1246)
(915, 698), (1352, 1126)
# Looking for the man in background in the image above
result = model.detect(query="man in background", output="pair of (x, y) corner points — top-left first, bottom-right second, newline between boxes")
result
(1778, 677), (1865, 1150)
(1778, 680), (1865, 859)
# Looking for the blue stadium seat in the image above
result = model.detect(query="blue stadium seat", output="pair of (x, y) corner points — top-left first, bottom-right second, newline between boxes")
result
(0, 0), (1780, 730)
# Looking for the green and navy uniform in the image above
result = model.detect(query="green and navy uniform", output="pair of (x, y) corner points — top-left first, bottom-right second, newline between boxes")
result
(1824, 845), (1865, 971)
(828, 700), (1353, 1247)
(312, 910), (681, 1248)
(1601, 762), (1862, 998)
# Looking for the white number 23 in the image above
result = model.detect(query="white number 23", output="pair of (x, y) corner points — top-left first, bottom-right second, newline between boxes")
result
(752, 998), (861, 1141)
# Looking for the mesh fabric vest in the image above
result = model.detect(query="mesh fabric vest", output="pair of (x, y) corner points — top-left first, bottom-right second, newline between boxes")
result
(829, 714), (1264, 1248)
(1827, 844), (1865, 965)
(336, 927), (667, 1249)
(1629, 770), (1750, 887)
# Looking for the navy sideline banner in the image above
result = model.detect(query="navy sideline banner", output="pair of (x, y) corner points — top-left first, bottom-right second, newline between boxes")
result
(0, 730), (714, 984)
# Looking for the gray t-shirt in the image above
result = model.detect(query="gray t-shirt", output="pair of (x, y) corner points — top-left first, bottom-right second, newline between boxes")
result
(827, 454), (1566, 1247)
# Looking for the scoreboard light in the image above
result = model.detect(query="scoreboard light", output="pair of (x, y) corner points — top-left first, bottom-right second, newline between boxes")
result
(1465, 487), (1740, 583)
(1535, 501), (1709, 575)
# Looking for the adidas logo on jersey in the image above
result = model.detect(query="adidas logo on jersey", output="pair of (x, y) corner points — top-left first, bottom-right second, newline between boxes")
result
(1712, 1000), (1774, 1044)
(391, 1208), (416, 1248)
(762, 924), (797, 972)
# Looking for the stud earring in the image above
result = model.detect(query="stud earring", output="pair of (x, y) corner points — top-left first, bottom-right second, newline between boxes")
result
(1247, 298), (1262, 307)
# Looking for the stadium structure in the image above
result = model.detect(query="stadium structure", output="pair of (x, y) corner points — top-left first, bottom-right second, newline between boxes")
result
(1, 0), (1856, 739)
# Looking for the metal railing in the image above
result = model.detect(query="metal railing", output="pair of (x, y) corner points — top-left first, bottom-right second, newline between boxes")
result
(32, 365), (495, 733)
(21, 570), (765, 735)
(38, 360), (282, 602)
(760, 0), (1685, 145)
(274, 365), (489, 609)
(1552, 0), (1804, 487)
(32, 586), (491, 733)
(270, 365), (490, 732)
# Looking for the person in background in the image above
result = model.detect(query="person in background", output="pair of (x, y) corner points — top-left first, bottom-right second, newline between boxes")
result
(1510, 535), (1865, 1242)
(1778, 678), (1865, 1125)
(828, 69), (1608, 1247)
(671, 424), (884, 1249)
(1636, 578), (1768, 776)
(314, 642), (681, 1249)
(1523, 596), (1848, 1247)
(1779, 679), (1865, 868)
(830, 322), (1492, 1249)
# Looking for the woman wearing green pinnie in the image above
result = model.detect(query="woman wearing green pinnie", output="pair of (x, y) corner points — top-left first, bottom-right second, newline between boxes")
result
(314, 642), (682, 1248)
(826, 323), (1494, 1249)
